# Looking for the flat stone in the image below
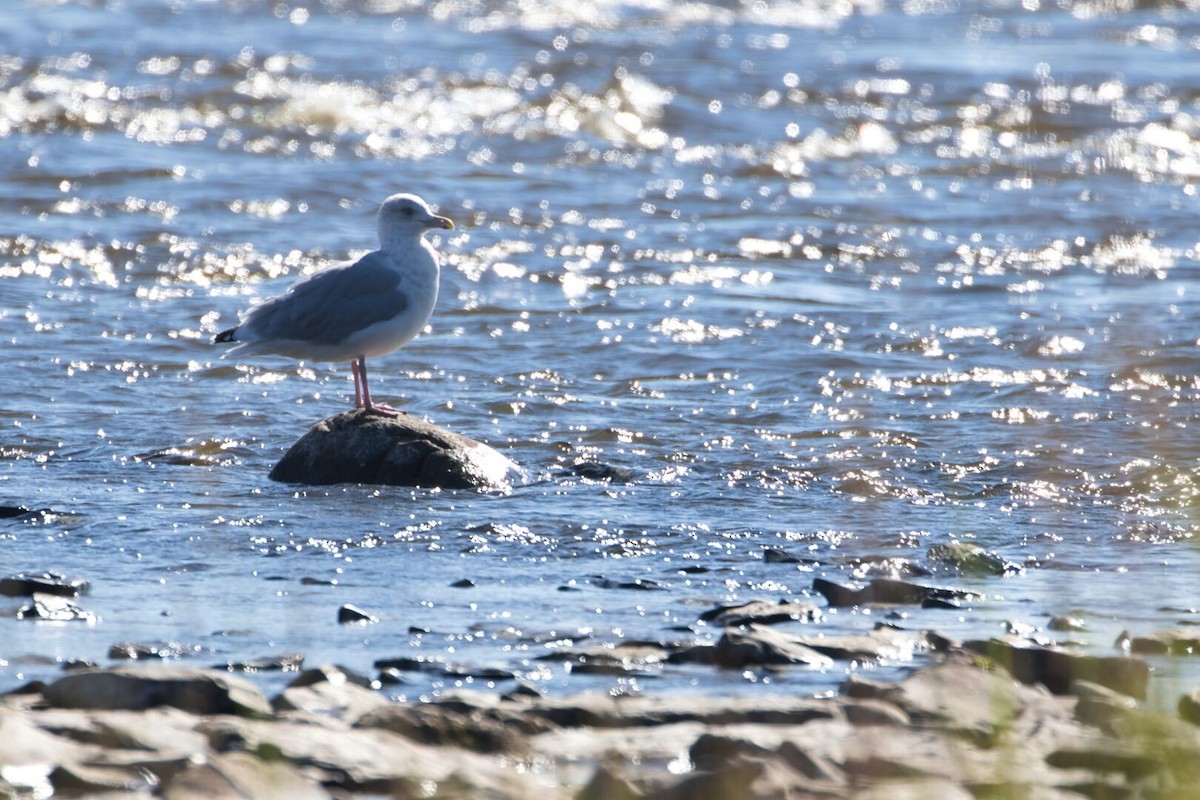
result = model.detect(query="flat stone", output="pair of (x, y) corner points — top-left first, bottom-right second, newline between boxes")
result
(812, 577), (976, 608)
(16, 593), (96, 622)
(270, 409), (521, 490)
(42, 666), (272, 716)
(699, 599), (821, 627)
(525, 690), (837, 729)
(796, 626), (927, 662)
(712, 625), (835, 670)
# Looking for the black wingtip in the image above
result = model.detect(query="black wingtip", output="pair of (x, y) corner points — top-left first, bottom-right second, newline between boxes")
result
(214, 326), (238, 344)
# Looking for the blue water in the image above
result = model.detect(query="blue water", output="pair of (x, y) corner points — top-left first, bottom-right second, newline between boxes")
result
(3, 0), (1200, 703)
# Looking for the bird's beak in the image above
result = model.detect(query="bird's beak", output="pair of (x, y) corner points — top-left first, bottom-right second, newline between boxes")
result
(427, 215), (454, 231)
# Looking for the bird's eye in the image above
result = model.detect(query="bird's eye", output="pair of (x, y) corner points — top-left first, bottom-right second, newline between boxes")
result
(402, 206), (414, 217)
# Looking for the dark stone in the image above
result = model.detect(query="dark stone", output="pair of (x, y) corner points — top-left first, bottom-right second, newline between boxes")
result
(926, 541), (1017, 575)
(1128, 629), (1200, 655)
(269, 409), (521, 490)
(43, 665), (271, 715)
(712, 625), (833, 669)
(762, 547), (801, 564)
(1179, 690), (1200, 725)
(699, 599), (821, 627)
(337, 604), (378, 625)
(288, 664), (375, 689)
(964, 637), (1149, 698)
(450, 578), (475, 588)
(569, 461), (635, 482)
(595, 577), (664, 591)
(109, 642), (161, 660)
(812, 577), (976, 608)
(0, 572), (91, 598)
(221, 653), (305, 673)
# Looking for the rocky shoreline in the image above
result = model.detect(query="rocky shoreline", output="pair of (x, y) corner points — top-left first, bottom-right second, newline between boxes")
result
(6, 567), (1200, 797)
(4, 651), (1200, 798)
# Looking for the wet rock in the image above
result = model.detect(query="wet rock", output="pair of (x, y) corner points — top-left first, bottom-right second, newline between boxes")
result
(288, 664), (375, 690)
(1048, 613), (1086, 632)
(797, 625), (928, 662)
(108, 641), (198, 660)
(1127, 628), (1200, 656)
(222, 653), (305, 673)
(926, 540), (1017, 575)
(0, 572), (91, 598)
(569, 460), (635, 482)
(42, 666), (272, 716)
(812, 576), (976, 608)
(450, 578), (475, 588)
(595, 576), (665, 591)
(847, 555), (932, 579)
(539, 641), (668, 676)
(269, 409), (521, 490)
(525, 691), (837, 729)
(963, 637), (1149, 698)
(762, 547), (801, 564)
(712, 625), (834, 670)
(337, 603), (378, 624)
(698, 599), (821, 627)
(16, 593), (96, 622)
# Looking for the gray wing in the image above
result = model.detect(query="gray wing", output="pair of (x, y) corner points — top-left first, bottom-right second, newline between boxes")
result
(241, 252), (409, 346)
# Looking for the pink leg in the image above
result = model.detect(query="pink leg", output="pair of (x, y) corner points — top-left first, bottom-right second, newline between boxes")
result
(351, 360), (364, 408)
(355, 357), (402, 417)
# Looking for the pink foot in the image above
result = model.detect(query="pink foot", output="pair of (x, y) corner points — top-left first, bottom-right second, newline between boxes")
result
(359, 402), (405, 417)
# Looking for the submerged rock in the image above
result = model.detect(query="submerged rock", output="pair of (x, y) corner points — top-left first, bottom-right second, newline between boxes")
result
(269, 409), (521, 490)
(0, 572), (91, 598)
(813, 577), (977, 608)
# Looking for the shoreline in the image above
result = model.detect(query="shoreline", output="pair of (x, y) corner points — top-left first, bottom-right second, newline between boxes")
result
(4, 647), (1199, 798)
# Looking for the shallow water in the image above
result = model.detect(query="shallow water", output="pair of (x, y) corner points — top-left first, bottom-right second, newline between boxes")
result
(3, 0), (1200, 703)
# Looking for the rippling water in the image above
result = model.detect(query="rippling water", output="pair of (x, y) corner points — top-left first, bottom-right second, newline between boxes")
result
(3, 0), (1200, 702)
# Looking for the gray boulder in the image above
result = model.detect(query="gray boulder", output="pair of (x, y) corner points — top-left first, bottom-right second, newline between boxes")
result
(269, 409), (521, 490)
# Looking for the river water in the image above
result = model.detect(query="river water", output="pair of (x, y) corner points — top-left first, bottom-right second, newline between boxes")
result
(3, 0), (1200, 705)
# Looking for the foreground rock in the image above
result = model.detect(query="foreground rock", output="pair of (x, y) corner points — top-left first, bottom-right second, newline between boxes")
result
(269, 409), (521, 490)
(6, 660), (1200, 798)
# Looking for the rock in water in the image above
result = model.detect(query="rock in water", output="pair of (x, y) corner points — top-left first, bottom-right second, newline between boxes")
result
(269, 410), (521, 490)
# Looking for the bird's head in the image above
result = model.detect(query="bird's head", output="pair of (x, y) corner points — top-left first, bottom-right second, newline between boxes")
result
(377, 193), (454, 247)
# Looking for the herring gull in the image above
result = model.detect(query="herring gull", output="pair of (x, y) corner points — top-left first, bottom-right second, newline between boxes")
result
(214, 193), (453, 416)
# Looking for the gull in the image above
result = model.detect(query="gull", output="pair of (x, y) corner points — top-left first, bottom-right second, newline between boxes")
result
(214, 193), (453, 416)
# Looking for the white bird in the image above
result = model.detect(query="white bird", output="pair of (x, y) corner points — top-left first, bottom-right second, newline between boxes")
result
(214, 193), (454, 416)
